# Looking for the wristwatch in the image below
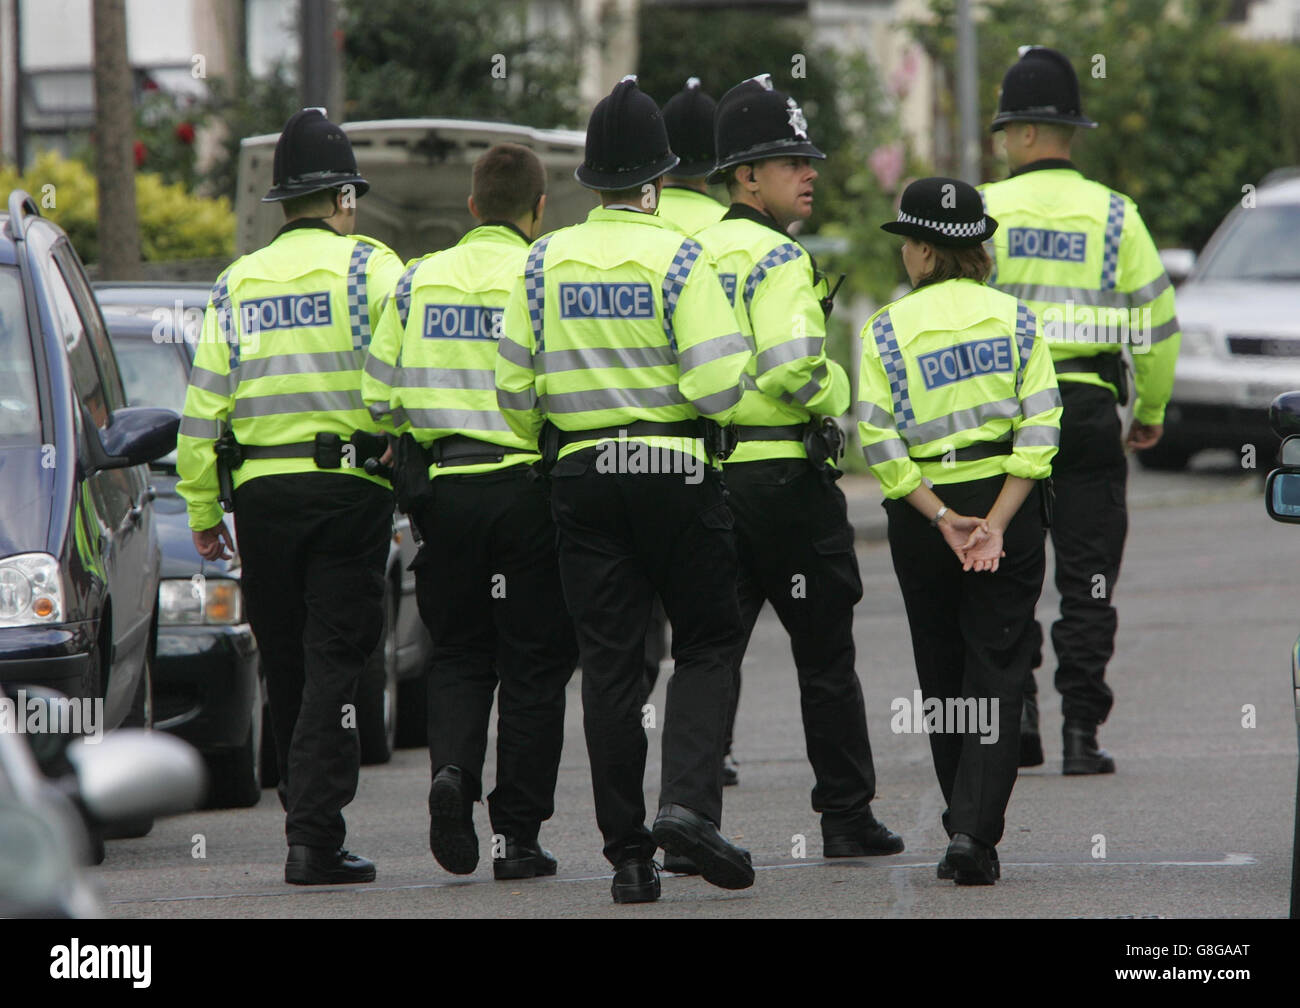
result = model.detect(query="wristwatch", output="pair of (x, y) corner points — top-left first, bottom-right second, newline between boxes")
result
(930, 505), (949, 528)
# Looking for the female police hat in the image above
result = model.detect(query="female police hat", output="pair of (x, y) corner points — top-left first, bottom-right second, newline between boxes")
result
(880, 177), (997, 247)
(709, 74), (825, 183)
(262, 108), (370, 203)
(990, 46), (1098, 132)
(576, 77), (679, 191)
(660, 77), (717, 179)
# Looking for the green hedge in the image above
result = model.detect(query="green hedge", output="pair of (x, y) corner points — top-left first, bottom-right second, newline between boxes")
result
(0, 151), (234, 263)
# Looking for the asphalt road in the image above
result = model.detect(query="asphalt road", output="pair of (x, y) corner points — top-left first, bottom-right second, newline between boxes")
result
(95, 454), (1296, 920)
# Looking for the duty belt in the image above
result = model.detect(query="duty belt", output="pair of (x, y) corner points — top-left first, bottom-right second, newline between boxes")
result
(556, 419), (702, 450)
(911, 440), (1014, 464)
(239, 442), (319, 460)
(1053, 351), (1129, 406)
(732, 423), (806, 442)
(427, 434), (508, 468)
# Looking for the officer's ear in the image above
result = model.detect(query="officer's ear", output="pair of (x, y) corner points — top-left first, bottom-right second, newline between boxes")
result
(533, 193), (547, 228)
(467, 194), (480, 221)
(736, 163), (759, 192)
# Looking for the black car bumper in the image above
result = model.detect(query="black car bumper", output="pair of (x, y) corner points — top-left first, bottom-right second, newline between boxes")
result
(154, 624), (258, 752)
(0, 625), (95, 697)
(1164, 402), (1282, 460)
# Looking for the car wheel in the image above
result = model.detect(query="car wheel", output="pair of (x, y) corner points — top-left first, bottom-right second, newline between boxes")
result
(395, 655), (429, 749)
(357, 586), (398, 765)
(205, 714), (262, 809)
(1137, 439), (1193, 471)
(258, 700), (279, 790)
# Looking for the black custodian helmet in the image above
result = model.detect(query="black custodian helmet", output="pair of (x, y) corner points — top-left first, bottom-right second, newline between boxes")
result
(262, 108), (370, 203)
(711, 73), (825, 183)
(990, 46), (1098, 133)
(576, 76), (679, 191)
(660, 77), (717, 178)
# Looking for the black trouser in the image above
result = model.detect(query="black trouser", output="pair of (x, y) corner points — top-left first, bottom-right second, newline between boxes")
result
(642, 597), (669, 698)
(1026, 381), (1127, 724)
(233, 472), (393, 850)
(409, 465), (576, 843)
(723, 459), (878, 832)
(549, 448), (742, 866)
(886, 475), (1046, 848)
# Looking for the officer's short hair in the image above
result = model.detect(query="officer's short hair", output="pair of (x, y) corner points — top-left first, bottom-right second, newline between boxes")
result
(923, 244), (992, 286)
(281, 188), (340, 219)
(473, 143), (546, 221)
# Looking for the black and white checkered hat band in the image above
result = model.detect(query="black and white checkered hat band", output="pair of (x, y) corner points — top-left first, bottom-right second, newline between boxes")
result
(895, 210), (986, 238)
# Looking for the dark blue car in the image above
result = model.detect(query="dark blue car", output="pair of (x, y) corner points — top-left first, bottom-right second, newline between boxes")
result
(0, 192), (176, 735)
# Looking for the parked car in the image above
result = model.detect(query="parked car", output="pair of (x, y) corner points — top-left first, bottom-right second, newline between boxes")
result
(1142, 168), (1300, 471)
(0, 684), (203, 916)
(94, 281), (433, 771)
(0, 191), (176, 740)
(1260, 391), (1300, 919)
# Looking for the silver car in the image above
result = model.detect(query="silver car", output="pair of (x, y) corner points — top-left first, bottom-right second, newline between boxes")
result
(1143, 169), (1300, 471)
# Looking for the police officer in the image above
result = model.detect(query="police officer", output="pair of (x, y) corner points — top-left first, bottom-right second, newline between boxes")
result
(658, 77), (727, 236)
(860, 177), (1062, 884)
(177, 108), (404, 885)
(362, 143), (577, 881)
(694, 74), (902, 858)
(981, 47), (1181, 773)
(495, 77), (754, 904)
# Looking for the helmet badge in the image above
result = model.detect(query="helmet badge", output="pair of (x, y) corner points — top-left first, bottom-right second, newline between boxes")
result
(786, 98), (808, 140)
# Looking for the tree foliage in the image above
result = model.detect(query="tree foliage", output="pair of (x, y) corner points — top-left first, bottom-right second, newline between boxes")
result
(911, 0), (1300, 250)
(341, 0), (579, 127)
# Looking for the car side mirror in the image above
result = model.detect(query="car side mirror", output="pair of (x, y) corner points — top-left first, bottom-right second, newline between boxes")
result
(1270, 392), (1300, 440)
(65, 729), (206, 826)
(1159, 248), (1196, 286)
(85, 406), (180, 474)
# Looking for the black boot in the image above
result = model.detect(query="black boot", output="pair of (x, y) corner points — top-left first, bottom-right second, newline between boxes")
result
(1019, 694), (1044, 768)
(1062, 719), (1115, 775)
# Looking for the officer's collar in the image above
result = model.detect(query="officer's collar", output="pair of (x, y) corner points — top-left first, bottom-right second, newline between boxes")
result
(470, 220), (531, 245)
(662, 184), (711, 196)
(588, 206), (669, 226)
(1009, 157), (1077, 178)
(274, 217), (341, 239)
(722, 201), (792, 239)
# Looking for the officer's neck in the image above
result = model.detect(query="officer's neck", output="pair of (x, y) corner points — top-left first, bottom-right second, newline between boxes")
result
(664, 176), (708, 194)
(731, 190), (793, 232)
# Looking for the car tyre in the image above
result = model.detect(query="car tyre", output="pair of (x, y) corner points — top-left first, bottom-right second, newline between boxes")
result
(358, 585), (398, 765)
(1136, 439), (1192, 471)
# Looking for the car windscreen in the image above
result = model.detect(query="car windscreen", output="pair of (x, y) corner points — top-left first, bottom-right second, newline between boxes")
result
(0, 266), (40, 442)
(111, 338), (190, 414)
(1196, 203), (1300, 283)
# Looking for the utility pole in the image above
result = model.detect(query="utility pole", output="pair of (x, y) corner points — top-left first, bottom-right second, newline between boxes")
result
(300, 0), (343, 118)
(956, 0), (980, 184)
(92, 0), (142, 279)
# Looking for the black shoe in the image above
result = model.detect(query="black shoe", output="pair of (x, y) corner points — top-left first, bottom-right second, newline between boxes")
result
(1019, 694), (1044, 767)
(722, 753), (739, 787)
(823, 816), (905, 857)
(651, 804), (755, 891)
(1062, 719), (1116, 775)
(428, 765), (478, 874)
(611, 858), (661, 903)
(944, 833), (997, 885)
(285, 845), (376, 885)
(493, 839), (558, 881)
(938, 846), (1000, 880)
(662, 851), (699, 875)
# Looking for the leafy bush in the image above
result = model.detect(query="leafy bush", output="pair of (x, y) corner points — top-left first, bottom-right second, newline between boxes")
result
(0, 151), (233, 262)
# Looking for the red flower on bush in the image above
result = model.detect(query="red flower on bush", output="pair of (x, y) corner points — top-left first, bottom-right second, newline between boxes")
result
(175, 121), (195, 145)
(133, 140), (146, 167)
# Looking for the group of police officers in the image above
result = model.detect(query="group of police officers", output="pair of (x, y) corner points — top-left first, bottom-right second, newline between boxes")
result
(176, 44), (1178, 903)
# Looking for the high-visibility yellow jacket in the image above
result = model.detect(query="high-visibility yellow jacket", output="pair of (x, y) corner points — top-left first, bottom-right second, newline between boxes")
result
(858, 278), (1062, 500)
(694, 204), (849, 463)
(657, 186), (726, 236)
(980, 162), (1180, 425)
(177, 221), (404, 532)
(495, 206), (749, 465)
(362, 223), (540, 476)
